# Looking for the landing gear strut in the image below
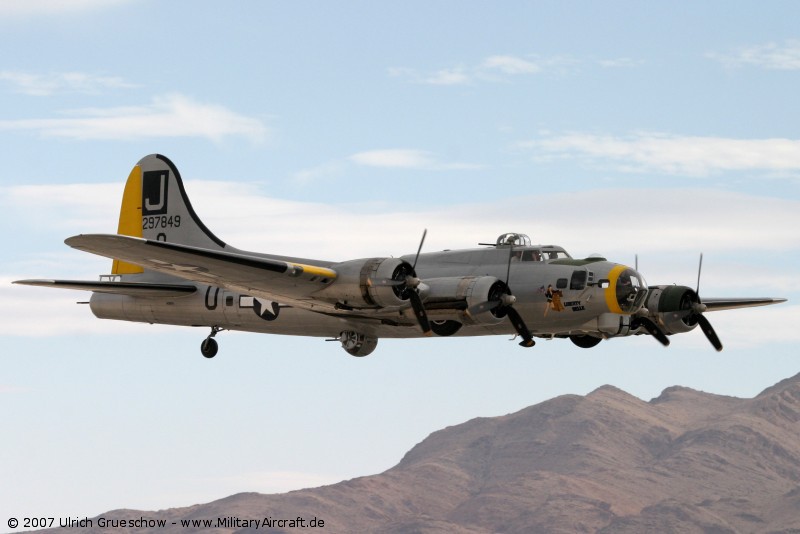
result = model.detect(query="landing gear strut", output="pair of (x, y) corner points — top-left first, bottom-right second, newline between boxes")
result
(201, 326), (223, 358)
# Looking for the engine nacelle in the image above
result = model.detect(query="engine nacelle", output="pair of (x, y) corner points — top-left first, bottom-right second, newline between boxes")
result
(641, 285), (700, 335)
(422, 276), (506, 326)
(318, 257), (414, 309)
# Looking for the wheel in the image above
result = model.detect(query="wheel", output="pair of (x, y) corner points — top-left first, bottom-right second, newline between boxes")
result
(430, 320), (462, 337)
(201, 337), (219, 358)
(569, 334), (602, 349)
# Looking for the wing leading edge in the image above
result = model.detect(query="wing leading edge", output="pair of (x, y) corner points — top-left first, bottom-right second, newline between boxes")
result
(702, 297), (787, 312)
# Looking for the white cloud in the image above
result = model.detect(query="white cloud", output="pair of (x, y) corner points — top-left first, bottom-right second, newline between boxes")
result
(389, 66), (470, 85)
(481, 55), (541, 74)
(0, 0), (131, 17)
(708, 39), (800, 70)
(425, 68), (470, 85)
(348, 149), (482, 170)
(1, 279), (168, 336)
(521, 132), (800, 176)
(5, 183), (120, 231)
(0, 93), (268, 142)
(350, 149), (436, 168)
(0, 71), (136, 96)
(708, 305), (800, 350)
(293, 150), (482, 184)
(5, 180), (799, 260)
(292, 160), (347, 184)
(597, 57), (643, 68)
(389, 54), (570, 85)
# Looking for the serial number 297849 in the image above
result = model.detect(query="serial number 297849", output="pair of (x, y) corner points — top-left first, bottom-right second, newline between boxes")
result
(143, 215), (181, 230)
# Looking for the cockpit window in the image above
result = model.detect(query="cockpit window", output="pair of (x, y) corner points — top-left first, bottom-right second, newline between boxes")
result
(513, 248), (571, 261)
(521, 250), (542, 261)
(542, 249), (570, 260)
(616, 268), (647, 313)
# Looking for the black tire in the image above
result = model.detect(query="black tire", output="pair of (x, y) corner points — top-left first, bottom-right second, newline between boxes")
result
(201, 338), (219, 358)
(569, 334), (602, 349)
(430, 320), (462, 337)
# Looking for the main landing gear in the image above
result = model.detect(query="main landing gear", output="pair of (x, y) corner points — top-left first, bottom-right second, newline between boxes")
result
(201, 326), (224, 358)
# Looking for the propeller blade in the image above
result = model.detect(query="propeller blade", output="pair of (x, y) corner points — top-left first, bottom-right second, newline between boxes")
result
(505, 244), (513, 286)
(412, 229), (427, 270)
(696, 313), (723, 351)
(505, 306), (535, 347)
(696, 252), (703, 295)
(408, 290), (432, 336)
(636, 317), (670, 347)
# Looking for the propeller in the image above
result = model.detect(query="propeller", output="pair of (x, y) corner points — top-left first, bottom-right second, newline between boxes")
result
(632, 253), (722, 351)
(402, 230), (431, 336)
(688, 253), (722, 351)
(670, 287), (722, 351)
(468, 244), (535, 348)
(644, 253), (721, 351)
(365, 230), (431, 335)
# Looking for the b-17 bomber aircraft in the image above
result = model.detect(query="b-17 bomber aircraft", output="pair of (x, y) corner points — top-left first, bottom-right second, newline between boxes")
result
(15, 154), (787, 358)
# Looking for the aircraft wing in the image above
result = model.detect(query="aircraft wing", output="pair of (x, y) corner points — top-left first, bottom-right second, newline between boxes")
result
(13, 279), (196, 297)
(702, 297), (787, 312)
(64, 234), (338, 306)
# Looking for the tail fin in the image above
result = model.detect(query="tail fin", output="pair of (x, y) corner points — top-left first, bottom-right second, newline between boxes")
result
(112, 154), (226, 275)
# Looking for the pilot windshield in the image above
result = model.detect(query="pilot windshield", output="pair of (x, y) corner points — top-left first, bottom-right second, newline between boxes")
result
(616, 268), (647, 313)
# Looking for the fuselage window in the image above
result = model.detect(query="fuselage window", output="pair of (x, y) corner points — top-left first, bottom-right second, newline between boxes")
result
(556, 278), (568, 289)
(570, 270), (587, 290)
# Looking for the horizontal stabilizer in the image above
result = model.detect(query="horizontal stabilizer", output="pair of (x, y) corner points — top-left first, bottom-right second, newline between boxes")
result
(13, 279), (197, 297)
(63, 234), (338, 305)
(703, 297), (787, 312)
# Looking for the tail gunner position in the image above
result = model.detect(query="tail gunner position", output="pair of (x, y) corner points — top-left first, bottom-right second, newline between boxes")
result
(15, 155), (787, 358)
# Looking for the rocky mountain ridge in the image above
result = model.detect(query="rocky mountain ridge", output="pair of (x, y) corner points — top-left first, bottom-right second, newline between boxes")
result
(31, 374), (800, 533)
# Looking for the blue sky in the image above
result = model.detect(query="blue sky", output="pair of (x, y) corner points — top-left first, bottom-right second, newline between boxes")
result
(1, 0), (799, 521)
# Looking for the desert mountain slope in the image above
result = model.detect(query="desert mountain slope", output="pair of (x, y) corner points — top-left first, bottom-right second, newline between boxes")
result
(34, 374), (800, 533)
